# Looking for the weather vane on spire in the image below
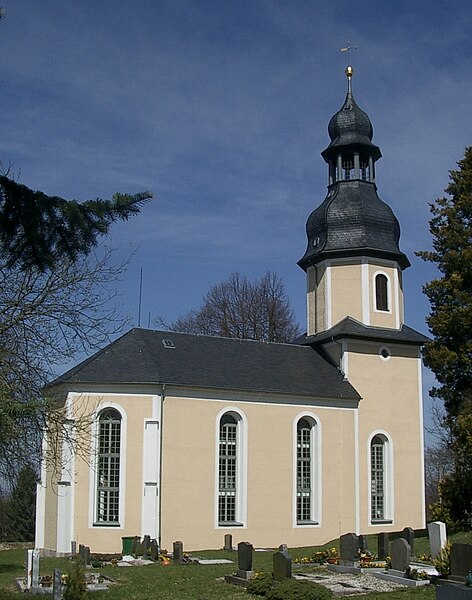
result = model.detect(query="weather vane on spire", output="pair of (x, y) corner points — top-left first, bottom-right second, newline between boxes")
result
(340, 42), (357, 91)
(340, 41), (358, 66)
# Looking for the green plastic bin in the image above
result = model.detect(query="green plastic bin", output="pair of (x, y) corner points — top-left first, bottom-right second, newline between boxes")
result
(122, 536), (135, 555)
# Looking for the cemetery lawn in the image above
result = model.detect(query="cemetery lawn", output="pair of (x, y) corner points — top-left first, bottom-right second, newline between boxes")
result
(1, 533), (471, 599)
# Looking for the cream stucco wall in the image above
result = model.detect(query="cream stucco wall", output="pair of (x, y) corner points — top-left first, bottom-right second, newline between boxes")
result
(307, 258), (405, 334)
(159, 393), (358, 550)
(344, 340), (425, 533)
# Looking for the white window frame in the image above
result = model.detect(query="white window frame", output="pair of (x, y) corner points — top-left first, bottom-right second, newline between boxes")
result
(214, 407), (247, 529)
(293, 412), (322, 528)
(89, 402), (127, 529)
(367, 430), (394, 525)
(373, 271), (392, 313)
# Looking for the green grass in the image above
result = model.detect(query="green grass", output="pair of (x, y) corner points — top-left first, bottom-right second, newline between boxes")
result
(0, 533), (469, 599)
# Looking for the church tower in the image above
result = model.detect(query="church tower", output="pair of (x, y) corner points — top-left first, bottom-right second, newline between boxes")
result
(298, 68), (428, 533)
(299, 66), (410, 336)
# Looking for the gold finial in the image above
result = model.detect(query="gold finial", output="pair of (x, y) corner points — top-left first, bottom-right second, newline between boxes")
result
(341, 43), (357, 93)
(345, 65), (354, 78)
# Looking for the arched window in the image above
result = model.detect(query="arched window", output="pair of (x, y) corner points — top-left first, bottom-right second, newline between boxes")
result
(218, 413), (238, 524)
(96, 408), (121, 524)
(375, 273), (389, 311)
(371, 434), (388, 522)
(342, 154), (354, 180)
(297, 417), (316, 523)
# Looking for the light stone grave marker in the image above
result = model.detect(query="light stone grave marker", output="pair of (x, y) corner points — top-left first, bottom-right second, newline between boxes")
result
(428, 521), (447, 559)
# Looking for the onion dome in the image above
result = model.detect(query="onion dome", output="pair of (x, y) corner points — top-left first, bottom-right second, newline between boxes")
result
(298, 67), (410, 271)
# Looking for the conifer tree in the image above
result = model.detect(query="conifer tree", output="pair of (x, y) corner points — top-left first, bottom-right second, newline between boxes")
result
(3, 464), (37, 541)
(418, 147), (472, 527)
(417, 147), (472, 420)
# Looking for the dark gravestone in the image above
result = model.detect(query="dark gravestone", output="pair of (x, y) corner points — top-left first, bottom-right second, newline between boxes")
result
(340, 532), (359, 566)
(358, 535), (368, 553)
(402, 527), (415, 556)
(135, 542), (144, 557)
(224, 533), (233, 551)
(173, 540), (184, 564)
(143, 535), (151, 558)
(149, 540), (159, 562)
(273, 551), (291, 582)
(450, 543), (472, 583)
(237, 541), (254, 579)
(53, 569), (62, 600)
(131, 536), (140, 556)
(377, 532), (389, 560)
(84, 546), (91, 566)
(390, 538), (411, 573)
(70, 541), (77, 556)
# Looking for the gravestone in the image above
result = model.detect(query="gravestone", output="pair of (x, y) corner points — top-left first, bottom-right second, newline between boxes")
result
(273, 550), (291, 582)
(378, 532), (389, 560)
(143, 535), (151, 558)
(32, 549), (40, 589)
(150, 539), (159, 561)
(131, 536), (140, 556)
(173, 540), (184, 564)
(26, 549), (33, 589)
(450, 543), (472, 583)
(224, 533), (233, 551)
(237, 541), (254, 579)
(428, 521), (447, 559)
(390, 538), (411, 573)
(53, 569), (62, 600)
(135, 542), (144, 557)
(358, 535), (368, 553)
(71, 541), (77, 555)
(402, 527), (415, 556)
(340, 532), (359, 566)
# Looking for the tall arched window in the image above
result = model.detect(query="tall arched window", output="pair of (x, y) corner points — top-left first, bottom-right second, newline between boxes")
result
(96, 408), (121, 524)
(371, 434), (388, 522)
(218, 413), (238, 524)
(375, 273), (389, 311)
(297, 417), (316, 523)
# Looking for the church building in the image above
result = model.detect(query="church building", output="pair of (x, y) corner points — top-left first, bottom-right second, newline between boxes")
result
(35, 67), (428, 555)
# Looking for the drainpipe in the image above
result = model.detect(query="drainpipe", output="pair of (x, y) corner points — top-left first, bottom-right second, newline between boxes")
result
(158, 383), (166, 551)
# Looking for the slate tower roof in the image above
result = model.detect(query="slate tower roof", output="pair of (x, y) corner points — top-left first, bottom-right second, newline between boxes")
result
(298, 67), (410, 271)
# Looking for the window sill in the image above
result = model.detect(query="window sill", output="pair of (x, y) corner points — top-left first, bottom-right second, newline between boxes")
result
(296, 521), (319, 526)
(371, 519), (393, 525)
(92, 522), (121, 528)
(218, 521), (244, 527)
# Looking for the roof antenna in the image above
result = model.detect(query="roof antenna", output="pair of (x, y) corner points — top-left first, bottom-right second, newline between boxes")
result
(138, 267), (143, 327)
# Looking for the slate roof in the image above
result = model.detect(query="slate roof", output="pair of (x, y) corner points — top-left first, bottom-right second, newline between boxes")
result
(298, 316), (429, 346)
(322, 90), (381, 162)
(48, 328), (360, 402)
(298, 181), (410, 270)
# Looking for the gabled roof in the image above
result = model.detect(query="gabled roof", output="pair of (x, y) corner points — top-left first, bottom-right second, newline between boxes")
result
(298, 317), (429, 346)
(48, 328), (360, 402)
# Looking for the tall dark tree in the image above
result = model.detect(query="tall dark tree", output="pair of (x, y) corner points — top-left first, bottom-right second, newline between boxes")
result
(0, 175), (151, 270)
(417, 147), (472, 420)
(418, 147), (472, 527)
(3, 464), (37, 541)
(169, 271), (301, 343)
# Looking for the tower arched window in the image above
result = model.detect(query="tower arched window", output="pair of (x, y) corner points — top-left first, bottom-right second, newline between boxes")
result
(96, 408), (121, 524)
(360, 157), (370, 181)
(375, 273), (389, 311)
(370, 433), (393, 523)
(296, 417), (317, 523)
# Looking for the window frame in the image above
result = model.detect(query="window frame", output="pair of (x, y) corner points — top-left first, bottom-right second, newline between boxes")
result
(293, 413), (321, 527)
(90, 403), (127, 529)
(373, 271), (391, 313)
(368, 431), (394, 525)
(215, 408), (247, 528)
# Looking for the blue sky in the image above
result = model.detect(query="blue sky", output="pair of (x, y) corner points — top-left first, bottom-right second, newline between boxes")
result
(1, 1), (471, 436)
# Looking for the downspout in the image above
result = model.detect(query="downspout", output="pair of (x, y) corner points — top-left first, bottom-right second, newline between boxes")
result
(158, 383), (166, 551)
